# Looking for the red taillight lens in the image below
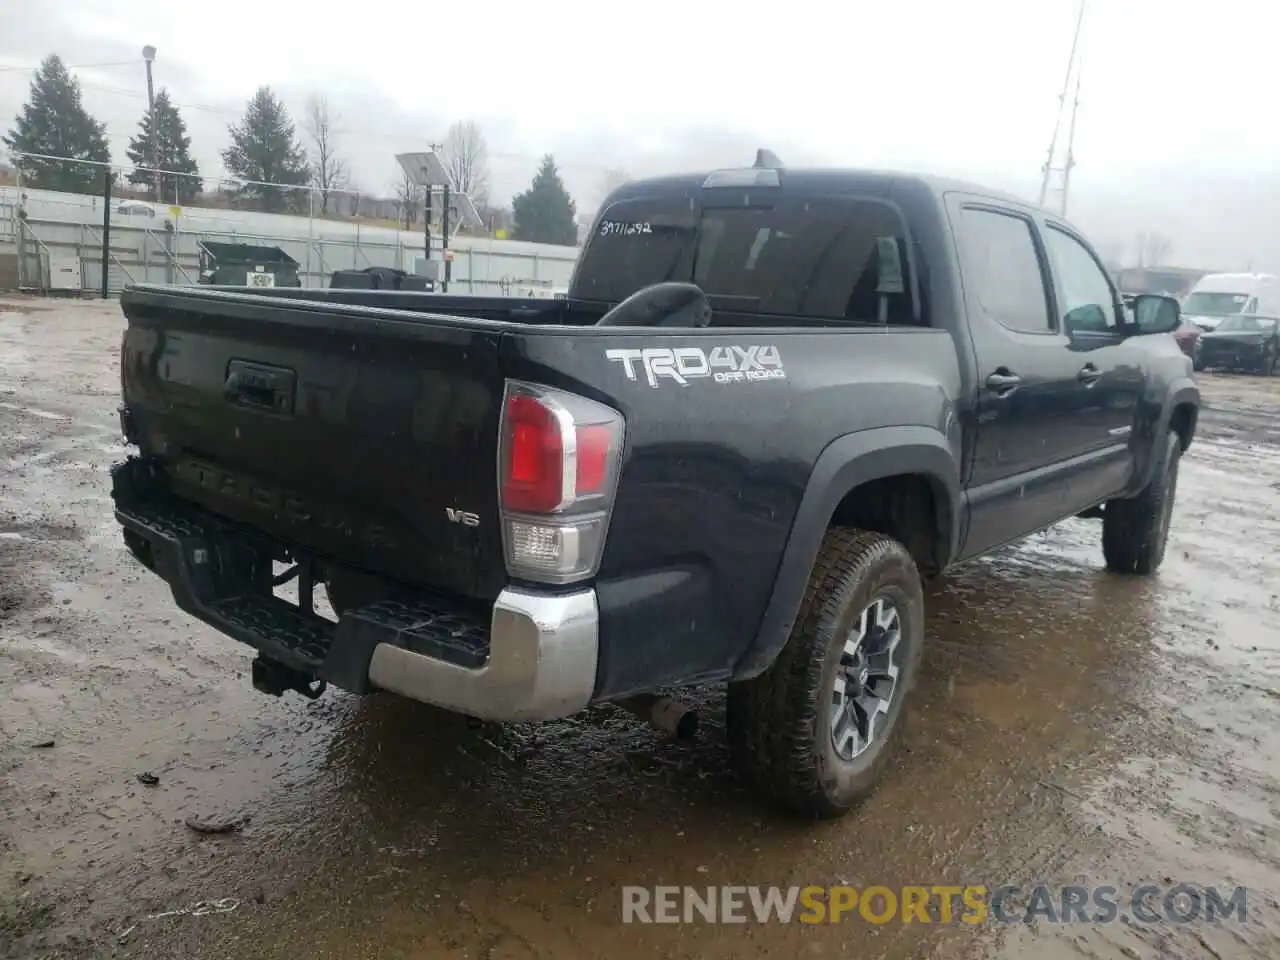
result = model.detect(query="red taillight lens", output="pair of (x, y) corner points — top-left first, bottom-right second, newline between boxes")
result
(575, 424), (613, 494)
(503, 393), (565, 513)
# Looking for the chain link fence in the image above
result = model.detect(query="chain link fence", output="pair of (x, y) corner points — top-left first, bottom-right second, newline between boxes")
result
(0, 154), (578, 296)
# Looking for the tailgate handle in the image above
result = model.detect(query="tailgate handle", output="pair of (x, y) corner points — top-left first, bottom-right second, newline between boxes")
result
(224, 361), (296, 415)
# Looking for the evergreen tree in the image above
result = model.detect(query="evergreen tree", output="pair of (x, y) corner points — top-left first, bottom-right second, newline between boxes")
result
(220, 87), (310, 213)
(126, 89), (201, 205)
(512, 155), (578, 246)
(2, 54), (110, 194)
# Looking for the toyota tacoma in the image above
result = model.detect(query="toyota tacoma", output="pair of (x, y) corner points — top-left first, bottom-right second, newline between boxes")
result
(111, 154), (1199, 818)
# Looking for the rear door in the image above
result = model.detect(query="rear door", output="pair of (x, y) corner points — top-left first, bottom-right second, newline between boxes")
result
(949, 201), (1096, 558)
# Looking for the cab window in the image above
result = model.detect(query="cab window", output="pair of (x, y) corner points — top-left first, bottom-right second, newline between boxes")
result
(1044, 226), (1118, 333)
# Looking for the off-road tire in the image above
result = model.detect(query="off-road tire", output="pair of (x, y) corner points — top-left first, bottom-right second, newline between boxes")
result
(726, 529), (924, 819)
(1102, 430), (1181, 575)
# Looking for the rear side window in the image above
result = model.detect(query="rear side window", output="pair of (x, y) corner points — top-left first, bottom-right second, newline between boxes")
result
(576, 195), (918, 325)
(956, 208), (1053, 334)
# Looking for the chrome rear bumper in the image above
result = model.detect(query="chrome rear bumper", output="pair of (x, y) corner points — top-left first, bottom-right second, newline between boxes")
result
(368, 587), (599, 721)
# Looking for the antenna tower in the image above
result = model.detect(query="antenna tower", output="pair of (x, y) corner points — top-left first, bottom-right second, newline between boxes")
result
(1038, 0), (1087, 216)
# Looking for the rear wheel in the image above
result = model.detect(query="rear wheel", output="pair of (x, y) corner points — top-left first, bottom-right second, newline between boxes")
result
(1102, 430), (1181, 574)
(727, 529), (924, 819)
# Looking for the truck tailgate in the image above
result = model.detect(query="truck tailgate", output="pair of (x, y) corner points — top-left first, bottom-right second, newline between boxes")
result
(119, 286), (508, 602)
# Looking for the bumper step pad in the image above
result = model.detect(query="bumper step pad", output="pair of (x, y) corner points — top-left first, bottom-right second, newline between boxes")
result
(114, 495), (491, 695)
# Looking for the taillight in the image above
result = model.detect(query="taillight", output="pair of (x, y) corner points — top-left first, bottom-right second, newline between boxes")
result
(499, 381), (625, 584)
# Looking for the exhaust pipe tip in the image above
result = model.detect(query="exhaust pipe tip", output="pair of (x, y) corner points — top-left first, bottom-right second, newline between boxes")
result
(673, 708), (698, 739)
(618, 694), (699, 740)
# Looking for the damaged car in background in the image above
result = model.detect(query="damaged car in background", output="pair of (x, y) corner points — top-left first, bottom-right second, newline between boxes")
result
(1194, 313), (1280, 374)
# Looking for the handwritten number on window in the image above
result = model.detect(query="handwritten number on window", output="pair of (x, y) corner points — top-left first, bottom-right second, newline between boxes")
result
(599, 220), (653, 238)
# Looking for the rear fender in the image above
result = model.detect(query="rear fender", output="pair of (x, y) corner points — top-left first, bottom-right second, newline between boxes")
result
(731, 426), (961, 680)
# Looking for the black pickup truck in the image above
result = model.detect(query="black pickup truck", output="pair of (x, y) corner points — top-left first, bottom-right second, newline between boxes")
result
(111, 155), (1199, 818)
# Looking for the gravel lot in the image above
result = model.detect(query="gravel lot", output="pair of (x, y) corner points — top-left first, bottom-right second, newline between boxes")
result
(2, 295), (1279, 959)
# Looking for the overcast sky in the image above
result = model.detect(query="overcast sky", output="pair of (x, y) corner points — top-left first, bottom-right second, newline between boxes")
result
(2, 0), (1277, 271)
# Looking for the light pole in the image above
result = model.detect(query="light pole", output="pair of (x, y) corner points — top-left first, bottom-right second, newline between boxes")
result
(142, 45), (159, 204)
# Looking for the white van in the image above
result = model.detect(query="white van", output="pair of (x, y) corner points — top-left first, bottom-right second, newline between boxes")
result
(1181, 273), (1279, 330)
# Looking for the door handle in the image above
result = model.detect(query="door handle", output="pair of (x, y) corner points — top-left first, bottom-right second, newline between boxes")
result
(984, 371), (1023, 395)
(1077, 364), (1102, 383)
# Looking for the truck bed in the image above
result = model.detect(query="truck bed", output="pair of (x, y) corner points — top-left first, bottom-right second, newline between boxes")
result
(116, 281), (962, 698)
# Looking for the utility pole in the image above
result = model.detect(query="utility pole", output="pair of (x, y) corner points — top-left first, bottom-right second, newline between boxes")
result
(101, 168), (113, 299)
(423, 141), (441, 279)
(1038, 0), (1087, 216)
(442, 180), (451, 294)
(1060, 58), (1083, 218)
(142, 45), (160, 204)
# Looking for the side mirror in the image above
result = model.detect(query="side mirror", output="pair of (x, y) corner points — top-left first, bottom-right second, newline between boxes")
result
(1063, 304), (1113, 338)
(1132, 294), (1180, 335)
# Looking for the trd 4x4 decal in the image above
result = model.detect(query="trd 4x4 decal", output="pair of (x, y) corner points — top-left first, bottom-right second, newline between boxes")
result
(605, 346), (786, 387)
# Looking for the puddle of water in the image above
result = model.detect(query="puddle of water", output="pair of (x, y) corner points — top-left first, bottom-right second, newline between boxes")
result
(0, 400), (71, 422)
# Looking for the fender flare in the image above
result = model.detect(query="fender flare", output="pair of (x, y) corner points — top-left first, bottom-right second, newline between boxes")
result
(731, 425), (962, 680)
(1133, 378), (1199, 493)
(1159, 379), (1200, 445)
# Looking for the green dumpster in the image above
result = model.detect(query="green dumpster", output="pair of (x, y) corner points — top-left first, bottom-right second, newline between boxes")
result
(197, 241), (301, 288)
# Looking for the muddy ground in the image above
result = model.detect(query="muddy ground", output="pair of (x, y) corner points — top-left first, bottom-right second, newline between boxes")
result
(1, 295), (1278, 959)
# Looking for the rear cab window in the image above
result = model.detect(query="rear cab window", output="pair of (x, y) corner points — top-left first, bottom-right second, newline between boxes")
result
(575, 193), (921, 326)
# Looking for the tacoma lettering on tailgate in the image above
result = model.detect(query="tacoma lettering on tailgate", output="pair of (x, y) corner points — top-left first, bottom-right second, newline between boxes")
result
(174, 458), (395, 551)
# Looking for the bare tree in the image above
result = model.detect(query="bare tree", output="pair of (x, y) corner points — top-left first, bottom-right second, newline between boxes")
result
(441, 119), (491, 208)
(303, 94), (348, 215)
(599, 168), (631, 197)
(587, 167), (633, 215)
(344, 184), (364, 218)
(1093, 239), (1125, 269)
(394, 173), (421, 228)
(1133, 231), (1173, 269)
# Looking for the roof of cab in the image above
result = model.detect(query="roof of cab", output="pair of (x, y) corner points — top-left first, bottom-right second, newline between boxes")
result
(605, 166), (1031, 212)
